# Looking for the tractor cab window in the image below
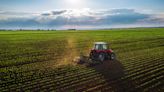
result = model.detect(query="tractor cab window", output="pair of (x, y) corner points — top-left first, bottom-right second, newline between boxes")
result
(94, 44), (108, 50)
(102, 44), (108, 50)
(94, 44), (99, 50)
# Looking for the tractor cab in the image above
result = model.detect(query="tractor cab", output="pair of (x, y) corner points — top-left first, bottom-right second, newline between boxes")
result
(94, 42), (109, 50)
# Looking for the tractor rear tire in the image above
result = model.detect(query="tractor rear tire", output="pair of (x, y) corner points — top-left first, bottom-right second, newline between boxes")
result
(110, 53), (116, 60)
(90, 52), (95, 61)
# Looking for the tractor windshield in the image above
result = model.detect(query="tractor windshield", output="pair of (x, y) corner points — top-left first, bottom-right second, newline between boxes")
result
(94, 44), (108, 50)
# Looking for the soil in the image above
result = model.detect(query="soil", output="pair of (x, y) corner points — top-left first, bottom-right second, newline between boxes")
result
(77, 58), (138, 91)
(91, 60), (125, 80)
(77, 56), (125, 80)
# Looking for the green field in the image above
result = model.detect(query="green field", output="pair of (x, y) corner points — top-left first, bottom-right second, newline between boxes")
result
(0, 28), (164, 91)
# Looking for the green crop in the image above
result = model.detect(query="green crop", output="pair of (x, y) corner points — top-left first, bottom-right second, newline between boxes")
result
(0, 28), (164, 91)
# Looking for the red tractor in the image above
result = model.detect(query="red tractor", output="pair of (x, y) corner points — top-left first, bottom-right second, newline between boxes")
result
(89, 42), (116, 62)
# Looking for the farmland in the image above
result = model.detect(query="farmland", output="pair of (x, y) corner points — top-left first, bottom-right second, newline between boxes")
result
(0, 28), (164, 92)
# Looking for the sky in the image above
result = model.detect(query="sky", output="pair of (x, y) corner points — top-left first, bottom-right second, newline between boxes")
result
(0, 0), (164, 29)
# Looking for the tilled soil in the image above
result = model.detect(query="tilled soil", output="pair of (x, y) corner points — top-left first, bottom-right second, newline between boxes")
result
(91, 60), (125, 80)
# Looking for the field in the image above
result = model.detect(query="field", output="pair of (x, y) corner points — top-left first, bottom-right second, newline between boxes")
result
(0, 28), (164, 92)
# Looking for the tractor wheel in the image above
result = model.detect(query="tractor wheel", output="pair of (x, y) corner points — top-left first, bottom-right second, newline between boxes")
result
(89, 52), (95, 61)
(98, 53), (105, 62)
(110, 53), (116, 60)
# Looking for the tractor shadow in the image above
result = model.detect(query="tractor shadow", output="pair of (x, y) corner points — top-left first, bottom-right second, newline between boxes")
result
(77, 56), (139, 92)
(77, 56), (125, 79)
(91, 60), (125, 80)
(92, 60), (138, 92)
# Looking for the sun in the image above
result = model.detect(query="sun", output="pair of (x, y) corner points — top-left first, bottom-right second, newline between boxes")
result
(64, 0), (86, 9)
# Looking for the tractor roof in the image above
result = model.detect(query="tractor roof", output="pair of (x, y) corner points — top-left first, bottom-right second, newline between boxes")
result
(94, 42), (108, 45)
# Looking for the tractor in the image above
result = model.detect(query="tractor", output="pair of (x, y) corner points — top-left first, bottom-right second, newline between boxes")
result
(89, 42), (116, 62)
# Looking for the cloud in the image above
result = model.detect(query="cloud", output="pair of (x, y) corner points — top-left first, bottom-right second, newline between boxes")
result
(100, 10), (149, 25)
(41, 10), (67, 16)
(0, 9), (164, 29)
(52, 10), (67, 15)
(41, 13), (50, 16)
